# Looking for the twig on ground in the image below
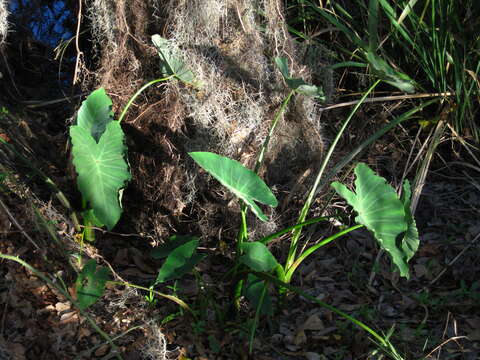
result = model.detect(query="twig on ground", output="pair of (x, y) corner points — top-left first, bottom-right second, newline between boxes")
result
(319, 92), (453, 112)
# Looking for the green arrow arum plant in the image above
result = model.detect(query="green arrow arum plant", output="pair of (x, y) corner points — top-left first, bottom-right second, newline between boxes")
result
(70, 35), (197, 241)
(70, 88), (131, 234)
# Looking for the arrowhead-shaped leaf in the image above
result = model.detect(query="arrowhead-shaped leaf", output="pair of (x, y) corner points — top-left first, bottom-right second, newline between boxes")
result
(70, 121), (131, 230)
(77, 88), (114, 142)
(331, 163), (414, 278)
(189, 152), (278, 221)
(274, 57), (325, 100)
(152, 34), (196, 86)
(76, 259), (109, 310)
(155, 238), (205, 284)
(239, 242), (279, 272)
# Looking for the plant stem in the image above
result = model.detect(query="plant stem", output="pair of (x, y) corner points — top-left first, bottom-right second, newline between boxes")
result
(285, 80), (380, 272)
(248, 281), (267, 354)
(284, 224), (363, 282)
(108, 281), (195, 319)
(0, 253), (123, 360)
(118, 76), (172, 123)
(254, 91), (294, 173)
(259, 216), (328, 244)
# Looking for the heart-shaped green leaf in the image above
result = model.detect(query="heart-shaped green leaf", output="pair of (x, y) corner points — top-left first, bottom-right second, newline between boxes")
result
(331, 163), (414, 278)
(189, 152), (277, 221)
(77, 88), (114, 142)
(275, 57), (325, 99)
(70, 121), (131, 230)
(239, 242), (279, 272)
(76, 259), (109, 310)
(155, 238), (205, 284)
(152, 34), (196, 86)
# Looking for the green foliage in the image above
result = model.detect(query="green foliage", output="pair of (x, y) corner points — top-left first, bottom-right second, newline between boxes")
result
(76, 88), (114, 142)
(244, 274), (273, 316)
(152, 34), (197, 86)
(366, 52), (415, 93)
(331, 163), (419, 278)
(70, 121), (131, 230)
(189, 152), (278, 222)
(151, 235), (197, 259)
(274, 57), (325, 99)
(70, 89), (130, 230)
(154, 237), (205, 284)
(239, 242), (279, 272)
(76, 259), (110, 310)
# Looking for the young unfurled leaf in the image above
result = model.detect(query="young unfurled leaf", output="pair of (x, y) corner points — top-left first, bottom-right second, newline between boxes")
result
(76, 88), (114, 142)
(70, 121), (131, 230)
(189, 152), (278, 221)
(366, 52), (415, 93)
(155, 238), (205, 284)
(239, 242), (279, 272)
(152, 34), (196, 86)
(76, 259), (109, 310)
(331, 163), (418, 278)
(275, 57), (325, 100)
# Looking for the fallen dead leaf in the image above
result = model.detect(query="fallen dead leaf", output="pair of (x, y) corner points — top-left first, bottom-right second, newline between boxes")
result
(94, 344), (110, 357)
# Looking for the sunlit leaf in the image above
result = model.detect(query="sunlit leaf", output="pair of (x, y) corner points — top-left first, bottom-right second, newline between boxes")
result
(331, 163), (415, 278)
(70, 121), (131, 230)
(76, 259), (109, 310)
(76, 88), (113, 142)
(189, 152), (277, 221)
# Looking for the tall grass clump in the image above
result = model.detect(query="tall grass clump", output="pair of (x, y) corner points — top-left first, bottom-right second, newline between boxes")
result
(304, 0), (479, 138)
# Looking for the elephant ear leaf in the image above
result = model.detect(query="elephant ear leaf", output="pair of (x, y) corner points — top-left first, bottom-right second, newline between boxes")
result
(77, 88), (114, 142)
(331, 163), (414, 278)
(70, 121), (131, 230)
(400, 180), (419, 263)
(152, 34), (196, 86)
(189, 152), (278, 221)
